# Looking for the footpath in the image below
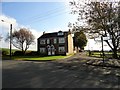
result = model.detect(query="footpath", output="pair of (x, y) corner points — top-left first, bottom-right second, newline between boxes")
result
(56, 52), (120, 68)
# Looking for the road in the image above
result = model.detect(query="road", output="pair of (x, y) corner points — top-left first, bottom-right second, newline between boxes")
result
(2, 53), (120, 88)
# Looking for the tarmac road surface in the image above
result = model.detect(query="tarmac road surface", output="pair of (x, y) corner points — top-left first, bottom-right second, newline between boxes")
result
(2, 53), (120, 88)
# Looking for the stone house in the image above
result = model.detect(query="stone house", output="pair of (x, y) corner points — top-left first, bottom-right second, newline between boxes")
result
(37, 30), (74, 55)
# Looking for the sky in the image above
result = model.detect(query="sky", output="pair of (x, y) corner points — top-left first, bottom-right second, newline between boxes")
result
(0, 0), (111, 51)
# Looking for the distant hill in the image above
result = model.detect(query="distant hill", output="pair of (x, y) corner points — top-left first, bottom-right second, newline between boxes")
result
(0, 48), (36, 54)
(0, 48), (20, 55)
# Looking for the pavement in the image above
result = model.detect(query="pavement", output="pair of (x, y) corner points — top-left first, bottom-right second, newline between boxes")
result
(2, 52), (120, 88)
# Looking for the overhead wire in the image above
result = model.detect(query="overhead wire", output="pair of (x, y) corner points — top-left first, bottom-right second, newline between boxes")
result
(27, 9), (70, 24)
(28, 6), (66, 20)
(21, 6), (69, 24)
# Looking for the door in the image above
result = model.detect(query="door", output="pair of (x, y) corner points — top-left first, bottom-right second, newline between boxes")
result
(47, 45), (55, 55)
(47, 45), (51, 55)
(51, 45), (55, 55)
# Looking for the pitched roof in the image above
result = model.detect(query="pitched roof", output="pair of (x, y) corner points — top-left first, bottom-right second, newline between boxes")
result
(38, 31), (68, 39)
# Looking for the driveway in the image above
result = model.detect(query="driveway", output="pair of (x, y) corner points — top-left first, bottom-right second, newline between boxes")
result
(2, 53), (120, 88)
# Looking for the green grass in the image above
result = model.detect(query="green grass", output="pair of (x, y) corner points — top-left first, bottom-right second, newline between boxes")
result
(2, 54), (74, 61)
(87, 51), (120, 58)
(12, 55), (70, 60)
(1, 48), (75, 61)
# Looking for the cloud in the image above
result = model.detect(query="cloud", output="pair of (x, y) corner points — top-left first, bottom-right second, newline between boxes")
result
(0, 15), (43, 51)
(84, 39), (111, 51)
(0, 39), (9, 49)
(0, 15), (18, 49)
(28, 28), (43, 51)
(0, 15), (18, 32)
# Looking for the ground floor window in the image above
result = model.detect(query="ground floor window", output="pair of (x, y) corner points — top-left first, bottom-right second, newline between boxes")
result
(40, 48), (45, 53)
(58, 37), (65, 43)
(59, 46), (65, 52)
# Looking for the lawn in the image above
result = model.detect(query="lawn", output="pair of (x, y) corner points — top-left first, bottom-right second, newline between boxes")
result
(2, 54), (74, 61)
(1, 48), (74, 61)
(13, 55), (72, 61)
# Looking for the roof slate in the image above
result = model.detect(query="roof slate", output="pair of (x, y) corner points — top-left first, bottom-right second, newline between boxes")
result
(38, 31), (68, 39)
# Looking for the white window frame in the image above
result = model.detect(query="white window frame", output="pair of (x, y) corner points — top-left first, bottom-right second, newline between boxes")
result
(40, 48), (45, 53)
(59, 46), (65, 52)
(59, 37), (65, 43)
(47, 39), (50, 44)
(58, 32), (64, 36)
(40, 39), (46, 44)
(54, 38), (57, 44)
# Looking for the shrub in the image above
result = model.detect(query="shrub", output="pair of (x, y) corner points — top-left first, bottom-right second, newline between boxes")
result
(2, 50), (9, 56)
(14, 51), (23, 56)
(14, 50), (39, 56)
(25, 51), (38, 56)
(25, 51), (31, 55)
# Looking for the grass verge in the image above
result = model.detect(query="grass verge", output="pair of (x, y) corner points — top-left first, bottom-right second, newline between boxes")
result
(2, 54), (74, 61)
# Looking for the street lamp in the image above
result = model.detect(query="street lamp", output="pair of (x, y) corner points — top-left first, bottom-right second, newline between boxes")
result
(1, 20), (12, 59)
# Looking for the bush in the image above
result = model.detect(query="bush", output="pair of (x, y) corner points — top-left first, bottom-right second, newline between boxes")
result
(14, 51), (23, 56)
(25, 51), (38, 56)
(2, 50), (9, 56)
(14, 51), (38, 56)
(24, 51), (31, 55)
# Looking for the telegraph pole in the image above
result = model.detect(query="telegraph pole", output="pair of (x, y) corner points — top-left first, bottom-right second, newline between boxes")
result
(1, 20), (12, 59)
(10, 24), (12, 59)
(101, 36), (105, 65)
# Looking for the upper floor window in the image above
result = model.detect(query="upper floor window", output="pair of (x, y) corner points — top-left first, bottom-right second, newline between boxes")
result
(40, 39), (45, 44)
(58, 31), (64, 36)
(54, 38), (57, 44)
(47, 39), (50, 44)
(59, 37), (65, 43)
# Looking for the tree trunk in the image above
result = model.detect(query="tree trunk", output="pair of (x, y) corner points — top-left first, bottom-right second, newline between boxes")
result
(24, 44), (29, 55)
(22, 42), (25, 55)
(112, 49), (118, 59)
(112, 38), (118, 59)
(22, 49), (24, 55)
(105, 38), (118, 59)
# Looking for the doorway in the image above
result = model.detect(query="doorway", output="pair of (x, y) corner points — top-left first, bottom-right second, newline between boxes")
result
(47, 45), (55, 55)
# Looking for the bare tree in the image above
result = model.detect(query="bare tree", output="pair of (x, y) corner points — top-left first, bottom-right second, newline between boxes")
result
(70, 1), (120, 59)
(7, 28), (35, 54)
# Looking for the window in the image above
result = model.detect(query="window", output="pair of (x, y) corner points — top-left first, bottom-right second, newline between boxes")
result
(54, 38), (57, 44)
(59, 38), (65, 43)
(47, 39), (50, 44)
(59, 47), (65, 52)
(58, 31), (64, 36)
(58, 32), (63, 36)
(40, 48), (45, 53)
(51, 45), (54, 49)
(40, 39), (45, 44)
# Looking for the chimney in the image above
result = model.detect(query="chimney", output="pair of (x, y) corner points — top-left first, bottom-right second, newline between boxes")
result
(43, 31), (45, 34)
(68, 29), (71, 32)
(68, 29), (71, 34)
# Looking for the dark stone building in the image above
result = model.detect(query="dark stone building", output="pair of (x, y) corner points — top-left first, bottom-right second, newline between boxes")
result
(37, 30), (74, 55)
